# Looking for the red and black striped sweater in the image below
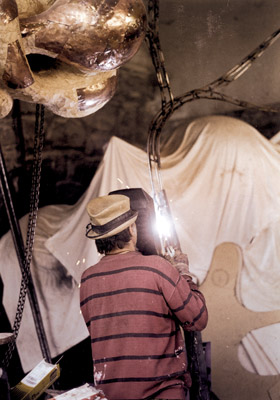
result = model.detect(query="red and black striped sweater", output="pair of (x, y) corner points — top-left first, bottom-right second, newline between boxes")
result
(80, 251), (208, 400)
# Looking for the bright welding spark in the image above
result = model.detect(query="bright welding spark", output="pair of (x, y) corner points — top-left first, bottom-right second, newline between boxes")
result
(117, 177), (130, 189)
(155, 213), (172, 239)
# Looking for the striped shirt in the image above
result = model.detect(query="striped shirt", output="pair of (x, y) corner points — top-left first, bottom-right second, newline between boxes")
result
(80, 251), (208, 400)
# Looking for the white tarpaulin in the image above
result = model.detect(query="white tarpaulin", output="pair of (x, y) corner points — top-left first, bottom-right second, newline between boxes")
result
(46, 115), (280, 311)
(0, 205), (89, 372)
(1, 115), (280, 373)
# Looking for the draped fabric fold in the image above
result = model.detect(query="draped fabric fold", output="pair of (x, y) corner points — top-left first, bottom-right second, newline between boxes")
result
(1, 114), (280, 373)
(47, 115), (280, 312)
(0, 205), (89, 372)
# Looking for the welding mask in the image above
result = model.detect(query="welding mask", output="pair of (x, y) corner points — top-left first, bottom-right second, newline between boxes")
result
(109, 188), (160, 255)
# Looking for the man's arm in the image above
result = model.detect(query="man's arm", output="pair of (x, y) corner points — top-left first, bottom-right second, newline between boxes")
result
(164, 252), (208, 331)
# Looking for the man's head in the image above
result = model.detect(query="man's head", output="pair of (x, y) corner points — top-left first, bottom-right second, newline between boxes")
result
(86, 194), (138, 254)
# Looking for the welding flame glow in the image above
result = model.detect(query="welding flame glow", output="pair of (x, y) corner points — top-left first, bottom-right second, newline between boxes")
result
(155, 212), (172, 239)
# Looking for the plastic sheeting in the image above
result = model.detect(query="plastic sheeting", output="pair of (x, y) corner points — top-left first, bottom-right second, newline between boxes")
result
(1, 115), (280, 374)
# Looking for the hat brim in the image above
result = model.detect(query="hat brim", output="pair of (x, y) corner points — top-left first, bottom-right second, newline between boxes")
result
(86, 212), (138, 239)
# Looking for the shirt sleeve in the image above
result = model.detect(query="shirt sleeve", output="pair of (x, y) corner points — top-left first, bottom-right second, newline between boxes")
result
(163, 266), (208, 332)
(79, 273), (91, 334)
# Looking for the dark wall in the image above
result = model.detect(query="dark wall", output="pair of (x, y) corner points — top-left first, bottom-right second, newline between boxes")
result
(1, 1), (280, 237)
(1, 0), (280, 389)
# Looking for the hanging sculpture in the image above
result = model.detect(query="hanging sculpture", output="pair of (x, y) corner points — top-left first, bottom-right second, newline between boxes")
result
(0, 0), (147, 118)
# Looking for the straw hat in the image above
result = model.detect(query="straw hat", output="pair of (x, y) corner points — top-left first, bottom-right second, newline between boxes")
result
(86, 194), (138, 239)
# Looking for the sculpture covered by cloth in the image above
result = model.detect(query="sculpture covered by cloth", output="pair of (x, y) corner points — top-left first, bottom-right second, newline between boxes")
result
(0, 0), (147, 118)
(1, 115), (280, 374)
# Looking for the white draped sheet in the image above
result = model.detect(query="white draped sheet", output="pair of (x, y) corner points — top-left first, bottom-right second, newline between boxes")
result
(47, 115), (280, 311)
(46, 115), (280, 376)
(1, 115), (280, 374)
(0, 205), (89, 372)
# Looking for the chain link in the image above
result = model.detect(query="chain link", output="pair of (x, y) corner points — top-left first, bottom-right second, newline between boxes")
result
(145, 5), (280, 399)
(145, 0), (174, 110)
(3, 104), (46, 367)
(145, 0), (175, 195)
(146, 4), (280, 182)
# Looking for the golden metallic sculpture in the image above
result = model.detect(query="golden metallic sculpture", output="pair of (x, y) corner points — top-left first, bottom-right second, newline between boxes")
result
(0, 0), (147, 118)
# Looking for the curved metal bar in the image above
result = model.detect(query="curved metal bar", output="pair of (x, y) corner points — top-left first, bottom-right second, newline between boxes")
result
(147, 25), (280, 180)
(145, 6), (280, 400)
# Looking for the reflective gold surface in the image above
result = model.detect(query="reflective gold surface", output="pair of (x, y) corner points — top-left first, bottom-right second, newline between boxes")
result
(77, 75), (117, 112)
(0, 89), (13, 118)
(17, 0), (56, 19)
(20, 0), (147, 72)
(0, 0), (18, 24)
(5, 65), (118, 118)
(0, 0), (146, 118)
(2, 40), (34, 89)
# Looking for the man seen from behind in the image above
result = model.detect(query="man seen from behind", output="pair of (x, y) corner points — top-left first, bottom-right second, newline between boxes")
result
(80, 194), (208, 400)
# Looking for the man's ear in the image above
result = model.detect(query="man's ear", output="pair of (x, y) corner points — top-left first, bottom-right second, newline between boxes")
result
(129, 222), (137, 237)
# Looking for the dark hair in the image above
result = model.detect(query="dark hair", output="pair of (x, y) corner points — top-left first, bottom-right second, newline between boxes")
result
(95, 227), (132, 254)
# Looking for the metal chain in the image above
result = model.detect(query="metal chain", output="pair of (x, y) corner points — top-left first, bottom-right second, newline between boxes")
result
(145, 4), (280, 399)
(146, 6), (280, 178)
(145, 0), (175, 195)
(145, 0), (174, 109)
(25, 104), (45, 269)
(3, 104), (46, 367)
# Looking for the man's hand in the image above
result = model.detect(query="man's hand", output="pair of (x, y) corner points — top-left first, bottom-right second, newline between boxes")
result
(165, 249), (190, 276)
(165, 249), (199, 285)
